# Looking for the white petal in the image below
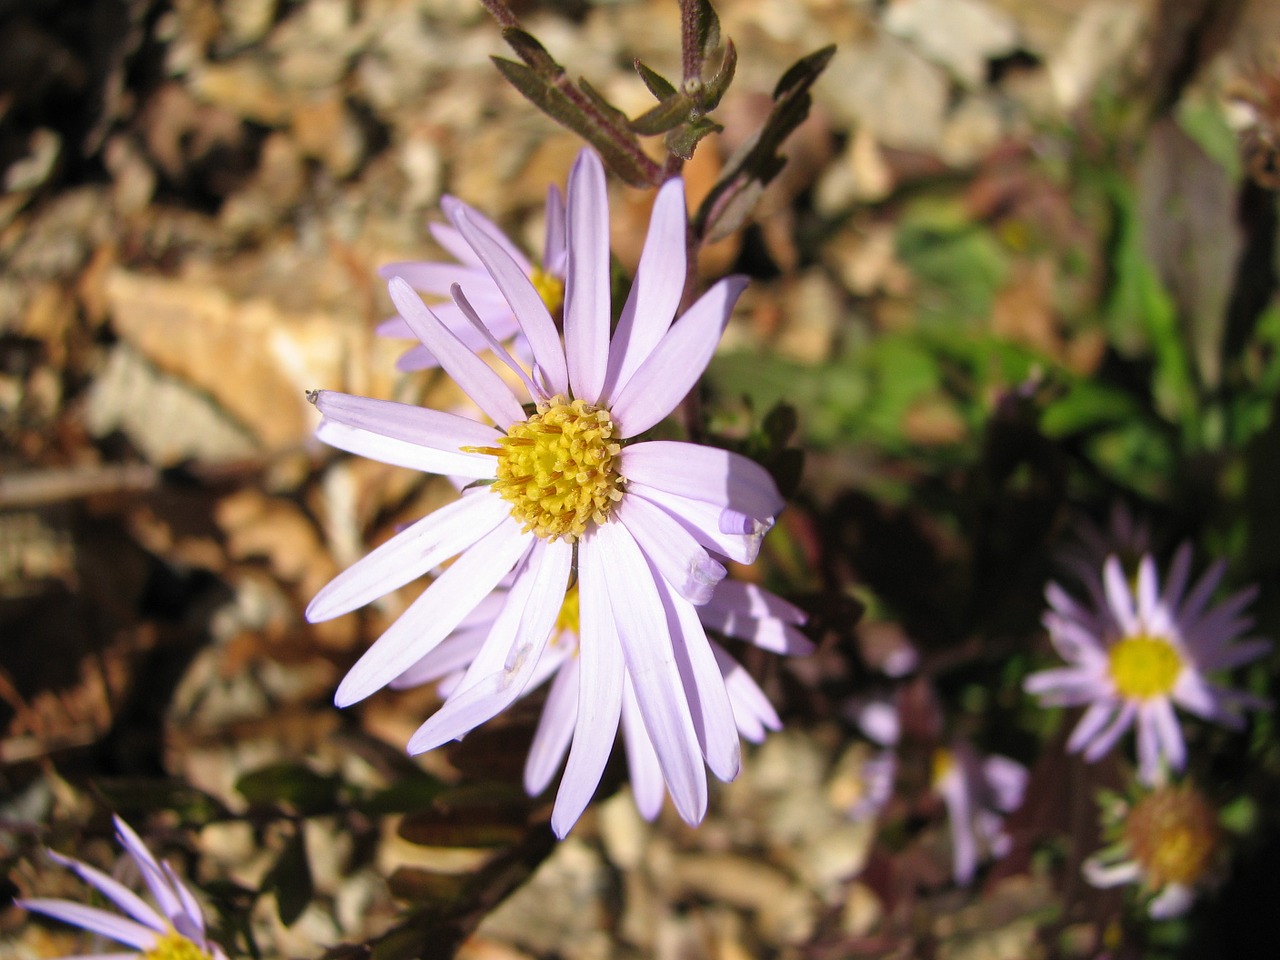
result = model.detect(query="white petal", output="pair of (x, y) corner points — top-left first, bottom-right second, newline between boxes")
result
(552, 537), (625, 836)
(628, 484), (768, 564)
(661, 578), (741, 782)
(602, 176), (688, 400)
(335, 520), (529, 706)
(609, 276), (748, 437)
(406, 538), (572, 751)
(615, 494), (726, 605)
(619, 441), (783, 523)
(387, 277), (526, 428)
(454, 210), (569, 397)
(307, 492), (510, 622)
(563, 149), (611, 404)
(594, 521), (707, 827)
(621, 677), (666, 821)
(525, 652), (580, 796)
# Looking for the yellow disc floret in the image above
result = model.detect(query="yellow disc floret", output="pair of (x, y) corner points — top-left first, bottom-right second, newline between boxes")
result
(554, 584), (581, 639)
(529, 266), (565, 318)
(143, 931), (212, 960)
(1124, 784), (1219, 888)
(468, 396), (623, 542)
(1108, 634), (1183, 700)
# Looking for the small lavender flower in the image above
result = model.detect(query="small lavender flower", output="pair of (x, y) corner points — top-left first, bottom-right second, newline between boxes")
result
(18, 815), (228, 960)
(1084, 781), (1222, 919)
(308, 148), (787, 836)
(849, 698), (1026, 883)
(378, 186), (567, 371)
(392, 578), (811, 825)
(932, 743), (1028, 885)
(1025, 545), (1271, 783)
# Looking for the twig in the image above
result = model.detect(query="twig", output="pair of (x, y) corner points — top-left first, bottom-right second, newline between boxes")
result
(0, 463), (158, 509)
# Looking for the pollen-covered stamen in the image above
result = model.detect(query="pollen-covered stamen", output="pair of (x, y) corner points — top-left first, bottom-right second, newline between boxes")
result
(1108, 633), (1183, 699)
(529, 266), (566, 318)
(143, 931), (213, 960)
(466, 395), (623, 542)
(1124, 784), (1220, 888)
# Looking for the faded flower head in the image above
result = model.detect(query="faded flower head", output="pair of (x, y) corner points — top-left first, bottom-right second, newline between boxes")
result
(378, 185), (567, 371)
(18, 815), (228, 960)
(1084, 782), (1223, 919)
(1025, 545), (1271, 784)
(307, 147), (789, 836)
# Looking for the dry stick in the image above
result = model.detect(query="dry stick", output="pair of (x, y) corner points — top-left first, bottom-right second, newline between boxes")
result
(0, 463), (158, 509)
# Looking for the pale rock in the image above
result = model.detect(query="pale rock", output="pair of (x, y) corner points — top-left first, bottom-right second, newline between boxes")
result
(1048, 1), (1148, 113)
(221, 0), (278, 46)
(5, 127), (61, 193)
(938, 93), (1008, 167)
(103, 267), (390, 451)
(776, 269), (842, 364)
(884, 0), (1020, 89)
(84, 346), (257, 464)
(818, 31), (950, 152)
(815, 127), (894, 215)
(477, 839), (612, 960)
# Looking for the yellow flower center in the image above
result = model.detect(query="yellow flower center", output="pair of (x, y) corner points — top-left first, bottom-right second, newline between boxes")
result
(143, 931), (212, 960)
(529, 266), (565, 318)
(1123, 784), (1219, 888)
(931, 747), (954, 787)
(467, 396), (623, 542)
(554, 584), (580, 640)
(1108, 634), (1182, 700)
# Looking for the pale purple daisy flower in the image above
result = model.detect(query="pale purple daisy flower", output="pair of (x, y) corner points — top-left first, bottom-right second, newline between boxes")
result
(18, 815), (229, 960)
(391, 578), (811, 826)
(1025, 545), (1271, 784)
(932, 742), (1028, 885)
(307, 147), (786, 836)
(377, 186), (567, 371)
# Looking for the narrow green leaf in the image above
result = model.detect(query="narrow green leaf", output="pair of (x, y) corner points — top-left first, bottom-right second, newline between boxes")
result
(634, 58), (677, 101)
(695, 0), (722, 61)
(500, 27), (560, 74)
(491, 57), (655, 187)
(630, 93), (695, 135)
(578, 76), (633, 131)
(665, 116), (722, 160)
(699, 38), (737, 112)
(694, 44), (834, 242)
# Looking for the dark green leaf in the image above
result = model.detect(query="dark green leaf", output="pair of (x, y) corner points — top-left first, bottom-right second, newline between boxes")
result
(665, 116), (722, 161)
(357, 774), (450, 816)
(634, 58), (677, 101)
(578, 76), (633, 131)
(694, 0), (722, 61)
(500, 27), (560, 74)
(263, 825), (312, 927)
(630, 92), (695, 135)
(699, 38), (737, 112)
(491, 58), (655, 187)
(694, 44), (834, 242)
(762, 401), (798, 447)
(235, 762), (341, 816)
(94, 778), (230, 826)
